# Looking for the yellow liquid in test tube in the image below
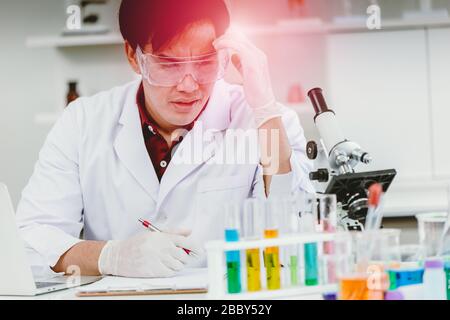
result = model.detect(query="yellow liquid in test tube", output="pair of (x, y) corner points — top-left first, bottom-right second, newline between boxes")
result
(264, 229), (281, 290)
(246, 248), (261, 292)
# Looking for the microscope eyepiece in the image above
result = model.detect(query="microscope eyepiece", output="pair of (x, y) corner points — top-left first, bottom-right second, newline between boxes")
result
(307, 88), (331, 115)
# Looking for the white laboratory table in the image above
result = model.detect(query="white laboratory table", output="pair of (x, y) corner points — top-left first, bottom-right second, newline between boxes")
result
(0, 288), (323, 300)
(0, 288), (205, 300)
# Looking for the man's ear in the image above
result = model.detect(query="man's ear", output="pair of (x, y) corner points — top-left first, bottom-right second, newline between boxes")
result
(125, 41), (141, 75)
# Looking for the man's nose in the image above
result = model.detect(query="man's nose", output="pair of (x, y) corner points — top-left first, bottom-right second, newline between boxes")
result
(176, 73), (199, 93)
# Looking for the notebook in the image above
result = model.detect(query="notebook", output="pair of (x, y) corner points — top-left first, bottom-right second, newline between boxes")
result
(76, 268), (208, 297)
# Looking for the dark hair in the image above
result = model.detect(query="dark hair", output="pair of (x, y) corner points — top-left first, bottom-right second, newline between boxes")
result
(119, 0), (230, 52)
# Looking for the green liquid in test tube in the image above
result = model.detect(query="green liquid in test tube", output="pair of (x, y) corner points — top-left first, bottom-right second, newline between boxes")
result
(225, 229), (241, 294)
(284, 197), (301, 286)
(224, 203), (242, 294)
(304, 242), (318, 286)
(300, 193), (319, 286)
(290, 255), (299, 285)
(445, 261), (450, 300)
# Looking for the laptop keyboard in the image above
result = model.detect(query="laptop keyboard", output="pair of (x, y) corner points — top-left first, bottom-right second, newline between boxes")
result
(35, 282), (61, 289)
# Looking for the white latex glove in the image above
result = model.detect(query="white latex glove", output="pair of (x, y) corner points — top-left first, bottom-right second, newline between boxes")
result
(213, 29), (282, 127)
(98, 232), (203, 278)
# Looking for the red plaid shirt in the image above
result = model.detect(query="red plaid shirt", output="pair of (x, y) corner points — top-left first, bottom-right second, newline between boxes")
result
(136, 83), (203, 181)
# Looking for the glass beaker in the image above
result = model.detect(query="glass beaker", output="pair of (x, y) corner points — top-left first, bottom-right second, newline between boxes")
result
(398, 244), (427, 264)
(335, 229), (399, 300)
(333, 232), (373, 300)
(416, 212), (448, 257)
(385, 244), (427, 290)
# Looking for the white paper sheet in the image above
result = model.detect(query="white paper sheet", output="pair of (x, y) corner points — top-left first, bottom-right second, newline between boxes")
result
(78, 268), (208, 293)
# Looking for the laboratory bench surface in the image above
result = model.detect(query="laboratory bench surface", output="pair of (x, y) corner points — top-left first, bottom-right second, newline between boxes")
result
(0, 288), (323, 300)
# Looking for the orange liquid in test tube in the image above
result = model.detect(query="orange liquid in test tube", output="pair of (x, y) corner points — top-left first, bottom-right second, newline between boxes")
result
(264, 229), (278, 239)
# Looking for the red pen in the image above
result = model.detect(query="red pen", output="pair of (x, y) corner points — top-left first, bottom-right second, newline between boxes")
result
(138, 218), (195, 256)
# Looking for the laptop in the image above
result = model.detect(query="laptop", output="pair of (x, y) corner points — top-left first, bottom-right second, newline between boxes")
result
(0, 183), (101, 296)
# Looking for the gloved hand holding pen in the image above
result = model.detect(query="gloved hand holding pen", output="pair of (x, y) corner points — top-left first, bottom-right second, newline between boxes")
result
(213, 30), (283, 128)
(98, 231), (203, 278)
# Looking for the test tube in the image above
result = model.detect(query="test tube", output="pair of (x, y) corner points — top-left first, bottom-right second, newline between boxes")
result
(264, 199), (281, 290)
(283, 197), (301, 286)
(243, 198), (263, 292)
(318, 194), (337, 283)
(301, 193), (319, 286)
(334, 232), (368, 300)
(318, 194), (337, 235)
(224, 203), (242, 294)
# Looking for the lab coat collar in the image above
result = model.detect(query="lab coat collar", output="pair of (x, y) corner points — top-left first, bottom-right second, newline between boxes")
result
(115, 79), (233, 211)
(156, 80), (233, 211)
(114, 80), (160, 202)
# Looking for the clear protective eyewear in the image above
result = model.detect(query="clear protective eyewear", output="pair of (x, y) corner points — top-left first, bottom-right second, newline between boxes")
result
(136, 46), (230, 87)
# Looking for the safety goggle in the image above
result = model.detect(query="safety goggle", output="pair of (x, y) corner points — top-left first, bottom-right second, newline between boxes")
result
(136, 46), (230, 87)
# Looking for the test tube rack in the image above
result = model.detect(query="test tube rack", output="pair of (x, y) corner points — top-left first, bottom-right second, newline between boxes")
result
(205, 232), (338, 299)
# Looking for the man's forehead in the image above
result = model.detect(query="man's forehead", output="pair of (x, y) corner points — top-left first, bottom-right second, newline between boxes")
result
(145, 21), (217, 58)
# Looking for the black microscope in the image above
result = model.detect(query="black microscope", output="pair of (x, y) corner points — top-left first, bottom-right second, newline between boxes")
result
(306, 88), (397, 231)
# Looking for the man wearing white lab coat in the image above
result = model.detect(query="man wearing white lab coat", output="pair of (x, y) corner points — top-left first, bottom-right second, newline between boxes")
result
(16, 0), (314, 278)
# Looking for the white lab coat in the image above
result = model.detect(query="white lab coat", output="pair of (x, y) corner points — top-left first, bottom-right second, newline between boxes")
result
(16, 79), (314, 276)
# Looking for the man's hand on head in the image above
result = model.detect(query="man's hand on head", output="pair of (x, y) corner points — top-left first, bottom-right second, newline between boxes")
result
(213, 29), (282, 127)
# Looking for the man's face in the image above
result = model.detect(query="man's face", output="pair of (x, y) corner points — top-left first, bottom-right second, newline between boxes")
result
(141, 22), (218, 128)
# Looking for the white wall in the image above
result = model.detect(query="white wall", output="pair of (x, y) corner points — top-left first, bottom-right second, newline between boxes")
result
(0, 0), (62, 206)
(326, 29), (432, 181)
(0, 0), (135, 206)
(428, 27), (450, 178)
